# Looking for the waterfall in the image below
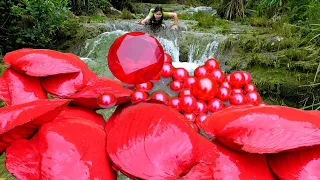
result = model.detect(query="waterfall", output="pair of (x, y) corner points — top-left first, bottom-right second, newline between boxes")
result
(78, 28), (225, 76)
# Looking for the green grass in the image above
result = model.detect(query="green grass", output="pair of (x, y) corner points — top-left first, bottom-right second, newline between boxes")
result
(121, 8), (135, 19)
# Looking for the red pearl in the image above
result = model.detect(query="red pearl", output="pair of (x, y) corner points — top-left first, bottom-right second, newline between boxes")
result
(220, 81), (231, 89)
(151, 91), (169, 104)
(232, 88), (244, 95)
(135, 82), (153, 92)
(244, 84), (257, 93)
(241, 71), (252, 84)
(204, 58), (219, 71)
(246, 91), (261, 105)
(164, 53), (172, 64)
(179, 95), (197, 113)
(168, 97), (181, 111)
(194, 66), (209, 78)
(230, 72), (245, 88)
(131, 90), (149, 103)
(195, 113), (209, 128)
(192, 76), (218, 101)
(194, 100), (208, 114)
(259, 102), (267, 106)
(179, 89), (194, 97)
(211, 69), (225, 84)
(161, 63), (175, 78)
(230, 93), (246, 105)
(225, 74), (231, 83)
(97, 93), (116, 108)
(170, 80), (183, 92)
(207, 98), (224, 113)
(172, 68), (189, 81)
(188, 121), (199, 132)
(107, 32), (164, 84)
(184, 76), (197, 88)
(217, 87), (231, 101)
(184, 112), (196, 122)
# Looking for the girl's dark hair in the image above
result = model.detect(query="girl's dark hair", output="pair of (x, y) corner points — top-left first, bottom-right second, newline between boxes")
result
(154, 5), (163, 13)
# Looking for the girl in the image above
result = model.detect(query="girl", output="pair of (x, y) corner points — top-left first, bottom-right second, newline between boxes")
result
(137, 5), (179, 30)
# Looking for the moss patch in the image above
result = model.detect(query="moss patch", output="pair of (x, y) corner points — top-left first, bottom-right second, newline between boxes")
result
(248, 66), (320, 108)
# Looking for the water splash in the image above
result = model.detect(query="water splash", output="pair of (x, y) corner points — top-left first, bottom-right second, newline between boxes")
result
(83, 30), (127, 58)
(178, 6), (217, 15)
(157, 37), (180, 63)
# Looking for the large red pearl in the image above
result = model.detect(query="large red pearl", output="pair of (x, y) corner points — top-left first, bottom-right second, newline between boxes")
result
(170, 80), (183, 92)
(195, 113), (209, 128)
(151, 91), (169, 104)
(194, 66), (209, 78)
(192, 76), (218, 101)
(232, 88), (244, 95)
(244, 84), (257, 93)
(107, 32), (164, 84)
(97, 93), (116, 108)
(164, 53), (172, 64)
(220, 81), (231, 89)
(246, 91), (261, 105)
(135, 82), (153, 92)
(230, 72), (245, 88)
(184, 112), (196, 122)
(131, 90), (149, 103)
(179, 95), (197, 113)
(179, 89), (194, 97)
(204, 58), (219, 71)
(172, 68), (189, 81)
(184, 76), (197, 88)
(167, 97), (181, 111)
(194, 100), (208, 114)
(217, 87), (231, 101)
(161, 63), (175, 78)
(207, 98), (224, 113)
(211, 69), (225, 84)
(241, 71), (252, 84)
(225, 74), (231, 83)
(230, 93), (246, 105)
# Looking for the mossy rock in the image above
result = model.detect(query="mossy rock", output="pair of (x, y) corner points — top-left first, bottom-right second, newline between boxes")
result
(179, 44), (189, 62)
(64, 23), (111, 52)
(249, 66), (320, 108)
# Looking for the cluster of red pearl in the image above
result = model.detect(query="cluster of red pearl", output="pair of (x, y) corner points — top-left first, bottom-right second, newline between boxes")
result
(97, 54), (265, 131)
(127, 54), (265, 131)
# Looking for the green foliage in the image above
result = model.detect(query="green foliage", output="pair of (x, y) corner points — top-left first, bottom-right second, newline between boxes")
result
(185, 0), (214, 6)
(250, 16), (270, 27)
(194, 11), (215, 28)
(121, 8), (134, 19)
(0, 0), (75, 54)
(178, 13), (195, 20)
(109, 0), (133, 12)
(69, 0), (111, 15)
(181, 11), (230, 33)
(218, 0), (245, 20)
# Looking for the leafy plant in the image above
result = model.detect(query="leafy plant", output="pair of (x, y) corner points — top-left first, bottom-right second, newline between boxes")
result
(218, 0), (245, 20)
(121, 8), (134, 19)
(69, 0), (111, 15)
(0, 0), (73, 54)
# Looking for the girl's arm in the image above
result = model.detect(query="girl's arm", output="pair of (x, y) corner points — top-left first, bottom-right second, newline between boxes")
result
(137, 9), (153, 25)
(168, 12), (178, 29)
